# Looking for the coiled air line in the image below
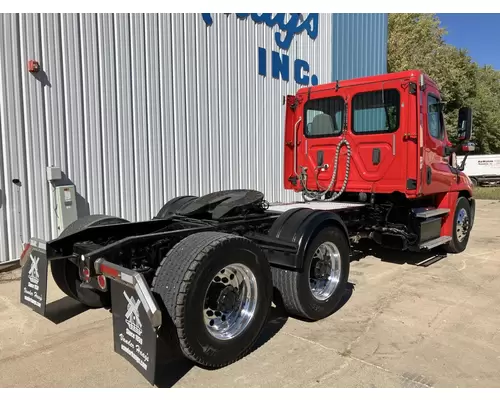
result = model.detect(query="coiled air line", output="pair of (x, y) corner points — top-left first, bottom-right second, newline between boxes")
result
(300, 137), (352, 203)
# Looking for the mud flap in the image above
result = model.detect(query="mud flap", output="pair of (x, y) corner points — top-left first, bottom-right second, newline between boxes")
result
(19, 239), (48, 316)
(109, 273), (159, 385)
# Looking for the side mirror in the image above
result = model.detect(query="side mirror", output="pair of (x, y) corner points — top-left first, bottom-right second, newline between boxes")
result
(457, 107), (473, 141)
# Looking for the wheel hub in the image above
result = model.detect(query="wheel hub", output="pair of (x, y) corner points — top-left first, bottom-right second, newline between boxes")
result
(314, 260), (331, 279)
(203, 263), (258, 341)
(309, 241), (341, 301)
(217, 286), (239, 313)
(456, 208), (470, 242)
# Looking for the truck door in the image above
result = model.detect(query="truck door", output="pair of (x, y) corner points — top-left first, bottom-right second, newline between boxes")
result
(421, 86), (454, 195)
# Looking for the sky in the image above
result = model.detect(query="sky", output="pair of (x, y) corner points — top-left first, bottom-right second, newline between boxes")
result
(437, 14), (500, 69)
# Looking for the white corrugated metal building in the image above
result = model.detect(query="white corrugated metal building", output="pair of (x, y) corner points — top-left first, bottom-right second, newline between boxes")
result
(0, 13), (387, 262)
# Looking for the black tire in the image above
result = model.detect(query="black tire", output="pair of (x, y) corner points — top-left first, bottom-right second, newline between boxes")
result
(155, 196), (198, 219)
(443, 196), (472, 254)
(272, 225), (350, 321)
(152, 231), (272, 368)
(51, 215), (128, 308)
(470, 177), (479, 187)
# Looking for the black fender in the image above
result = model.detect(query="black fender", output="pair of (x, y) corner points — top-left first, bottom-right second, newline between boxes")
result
(268, 208), (350, 272)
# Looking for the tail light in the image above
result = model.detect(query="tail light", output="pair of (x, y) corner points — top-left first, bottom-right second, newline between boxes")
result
(97, 275), (107, 290)
(82, 267), (91, 282)
(20, 243), (32, 266)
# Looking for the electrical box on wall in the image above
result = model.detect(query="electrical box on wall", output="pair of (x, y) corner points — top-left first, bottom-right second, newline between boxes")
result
(55, 185), (78, 234)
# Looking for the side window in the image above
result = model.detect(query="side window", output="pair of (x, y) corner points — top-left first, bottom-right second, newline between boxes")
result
(352, 89), (400, 134)
(427, 95), (443, 139)
(304, 96), (344, 138)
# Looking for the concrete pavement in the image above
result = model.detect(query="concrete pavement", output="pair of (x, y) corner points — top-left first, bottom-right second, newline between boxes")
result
(1, 199), (500, 388)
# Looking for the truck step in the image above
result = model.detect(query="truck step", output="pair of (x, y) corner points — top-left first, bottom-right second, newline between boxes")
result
(415, 208), (450, 219)
(419, 236), (452, 250)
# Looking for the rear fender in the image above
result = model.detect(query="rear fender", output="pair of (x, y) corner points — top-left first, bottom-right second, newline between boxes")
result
(270, 208), (349, 272)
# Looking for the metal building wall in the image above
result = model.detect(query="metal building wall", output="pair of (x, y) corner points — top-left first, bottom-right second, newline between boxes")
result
(332, 13), (388, 81)
(0, 13), (335, 262)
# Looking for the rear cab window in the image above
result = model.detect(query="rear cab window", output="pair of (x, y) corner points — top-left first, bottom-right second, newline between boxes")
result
(304, 96), (345, 138)
(352, 89), (400, 134)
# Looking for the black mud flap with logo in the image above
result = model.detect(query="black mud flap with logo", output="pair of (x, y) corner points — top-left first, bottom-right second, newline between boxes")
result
(19, 239), (48, 316)
(110, 278), (158, 385)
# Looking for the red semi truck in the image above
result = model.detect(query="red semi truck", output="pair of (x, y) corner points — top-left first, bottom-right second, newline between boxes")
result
(19, 70), (476, 384)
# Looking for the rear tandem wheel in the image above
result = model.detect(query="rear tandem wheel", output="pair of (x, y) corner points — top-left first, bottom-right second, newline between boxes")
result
(269, 209), (351, 321)
(152, 231), (273, 368)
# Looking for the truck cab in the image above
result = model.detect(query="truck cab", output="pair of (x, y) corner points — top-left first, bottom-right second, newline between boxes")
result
(283, 69), (476, 254)
(284, 69), (475, 201)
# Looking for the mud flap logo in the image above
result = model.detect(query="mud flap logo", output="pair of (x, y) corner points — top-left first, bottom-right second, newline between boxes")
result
(124, 292), (142, 336)
(28, 255), (40, 285)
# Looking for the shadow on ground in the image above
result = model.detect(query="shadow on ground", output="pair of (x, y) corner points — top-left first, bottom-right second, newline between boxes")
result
(351, 240), (448, 267)
(153, 282), (356, 388)
(44, 296), (89, 324)
(153, 301), (291, 388)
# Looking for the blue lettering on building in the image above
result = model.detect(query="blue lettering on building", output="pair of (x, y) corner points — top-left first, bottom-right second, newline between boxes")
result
(271, 51), (289, 81)
(202, 13), (319, 86)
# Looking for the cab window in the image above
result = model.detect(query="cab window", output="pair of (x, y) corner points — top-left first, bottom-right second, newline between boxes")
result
(304, 96), (344, 138)
(428, 95), (444, 139)
(352, 89), (400, 134)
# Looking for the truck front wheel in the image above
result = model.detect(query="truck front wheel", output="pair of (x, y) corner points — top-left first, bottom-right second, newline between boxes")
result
(443, 196), (472, 254)
(152, 231), (272, 368)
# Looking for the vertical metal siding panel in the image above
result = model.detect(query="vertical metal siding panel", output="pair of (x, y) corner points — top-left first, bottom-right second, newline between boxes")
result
(246, 20), (256, 192)
(81, 14), (104, 215)
(97, 14), (120, 218)
(19, 14), (50, 246)
(228, 17), (239, 190)
(158, 14), (176, 203)
(171, 14), (188, 196)
(271, 24), (281, 202)
(144, 14), (162, 215)
(0, 15), (9, 260)
(237, 20), (249, 192)
(41, 14), (67, 239)
(184, 14), (200, 196)
(206, 16), (220, 193)
(332, 13), (388, 81)
(255, 24), (263, 195)
(0, 14), (29, 260)
(217, 15), (230, 191)
(114, 14), (135, 221)
(195, 17), (210, 196)
(61, 14), (86, 219)
(130, 14), (150, 221)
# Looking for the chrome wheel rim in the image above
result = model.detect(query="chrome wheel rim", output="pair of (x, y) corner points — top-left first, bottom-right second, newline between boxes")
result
(309, 241), (342, 301)
(203, 263), (258, 340)
(456, 208), (470, 242)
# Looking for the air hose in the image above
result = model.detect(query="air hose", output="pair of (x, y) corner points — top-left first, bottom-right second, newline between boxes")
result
(300, 137), (352, 202)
